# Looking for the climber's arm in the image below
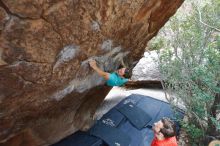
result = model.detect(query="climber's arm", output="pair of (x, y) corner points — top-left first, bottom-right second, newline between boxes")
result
(89, 60), (109, 80)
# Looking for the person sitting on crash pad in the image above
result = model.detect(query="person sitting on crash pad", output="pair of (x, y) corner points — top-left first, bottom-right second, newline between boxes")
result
(89, 59), (131, 87)
(151, 117), (178, 146)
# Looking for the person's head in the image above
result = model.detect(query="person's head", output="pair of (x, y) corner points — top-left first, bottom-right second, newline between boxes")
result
(153, 117), (176, 139)
(117, 68), (131, 78)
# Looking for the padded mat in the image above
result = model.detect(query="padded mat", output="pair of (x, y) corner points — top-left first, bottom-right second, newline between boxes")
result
(52, 131), (104, 146)
(90, 123), (131, 146)
(117, 102), (152, 130)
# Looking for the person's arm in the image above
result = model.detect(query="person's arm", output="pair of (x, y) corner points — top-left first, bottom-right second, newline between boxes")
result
(89, 60), (109, 80)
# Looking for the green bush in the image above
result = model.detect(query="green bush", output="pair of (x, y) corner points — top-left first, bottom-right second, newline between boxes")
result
(149, 0), (220, 144)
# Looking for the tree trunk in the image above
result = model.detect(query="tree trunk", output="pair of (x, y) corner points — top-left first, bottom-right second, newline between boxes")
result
(207, 83), (220, 137)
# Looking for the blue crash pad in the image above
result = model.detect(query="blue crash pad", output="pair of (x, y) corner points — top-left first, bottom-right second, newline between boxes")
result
(117, 102), (152, 130)
(90, 123), (131, 146)
(119, 121), (146, 146)
(113, 94), (184, 146)
(52, 131), (104, 146)
(52, 94), (184, 146)
(135, 95), (184, 133)
(99, 108), (126, 127)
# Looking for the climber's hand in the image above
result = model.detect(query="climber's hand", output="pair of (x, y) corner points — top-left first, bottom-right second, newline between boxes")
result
(89, 60), (97, 69)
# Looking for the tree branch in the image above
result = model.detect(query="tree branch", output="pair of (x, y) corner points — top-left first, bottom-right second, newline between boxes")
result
(196, 6), (220, 32)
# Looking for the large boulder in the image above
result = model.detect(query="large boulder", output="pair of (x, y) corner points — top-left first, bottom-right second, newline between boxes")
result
(132, 51), (160, 81)
(0, 0), (183, 145)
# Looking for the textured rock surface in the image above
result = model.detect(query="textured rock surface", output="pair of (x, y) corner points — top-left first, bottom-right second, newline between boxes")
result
(0, 0), (183, 145)
(132, 51), (161, 81)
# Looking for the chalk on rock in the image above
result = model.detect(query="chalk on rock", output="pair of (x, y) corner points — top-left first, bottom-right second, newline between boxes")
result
(53, 45), (80, 69)
(91, 21), (101, 32)
(101, 40), (113, 52)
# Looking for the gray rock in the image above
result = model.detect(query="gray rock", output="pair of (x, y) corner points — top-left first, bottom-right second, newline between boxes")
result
(132, 51), (161, 81)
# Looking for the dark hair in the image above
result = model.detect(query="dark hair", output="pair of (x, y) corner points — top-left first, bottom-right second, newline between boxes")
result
(124, 68), (132, 78)
(160, 118), (176, 138)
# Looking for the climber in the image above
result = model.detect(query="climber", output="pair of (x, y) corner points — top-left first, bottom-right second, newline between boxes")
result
(151, 117), (178, 146)
(89, 59), (131, 86)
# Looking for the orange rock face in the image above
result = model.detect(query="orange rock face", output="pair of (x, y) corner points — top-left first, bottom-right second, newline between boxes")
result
(0, 0), (183, 145)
